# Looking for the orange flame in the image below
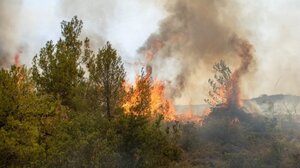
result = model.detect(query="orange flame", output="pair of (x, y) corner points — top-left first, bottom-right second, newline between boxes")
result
(225, 38), (254, 109)
(123, 38), (177, 120)
(14, 49), (24, 88)
(14, 50), (21, 67)
(123, 73), (213, 125)
(208, 73), (243, 109)
(123, 76), (176, 121)
(150, 79), (175, 120)
(124, 36), (222, 124)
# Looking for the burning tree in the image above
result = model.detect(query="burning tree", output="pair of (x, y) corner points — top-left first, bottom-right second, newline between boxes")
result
(204, 60), (232, 107)
(202, 38), (255, 128)
(123, 70), (152, 117)
(205, 38), (254, 111)
(123, 69), (175, 120)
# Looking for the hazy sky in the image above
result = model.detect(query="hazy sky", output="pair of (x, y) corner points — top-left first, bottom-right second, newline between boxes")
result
(5, 0), (300, 104)
(20, 0), (165, 63)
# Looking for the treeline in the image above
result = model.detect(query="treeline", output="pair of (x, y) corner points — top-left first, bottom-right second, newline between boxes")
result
(0, 17), (181, 168)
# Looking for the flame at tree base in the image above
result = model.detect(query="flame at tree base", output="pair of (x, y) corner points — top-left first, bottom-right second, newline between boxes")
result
(123, 74), (176, 121)
(123, 38), (253, 125)
(123, 74), (211, 125)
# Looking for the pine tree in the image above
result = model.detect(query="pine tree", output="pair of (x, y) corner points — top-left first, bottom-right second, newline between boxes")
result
(204, 60), (232, 107)
(0, 66), (65, 167)
(32, 16), (88, 108)
(85, 42), (125, 118)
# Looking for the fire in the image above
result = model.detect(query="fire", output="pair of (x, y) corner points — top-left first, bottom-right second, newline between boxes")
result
(122, 37), (177, 120)
(226, 72), (243, 108)
(14, 53), (20, 67)
(208, 85), (227, 107)
(14, 49), (24, 88)
(224, 38), (254, 109)
(175, 110), (202, 124)
(122, 37), (212, 123)
(123, 75), (212, 124)
(207, 72), (243, 109)
(206, 38), (254, 110)
(150, 79), (176, 120)
(14, 47), (23, 67)
(175, 106), (212, 126)
(123, 74), (176, 121)
(126, 35), (255, 124)
(123, 71), (218, 124)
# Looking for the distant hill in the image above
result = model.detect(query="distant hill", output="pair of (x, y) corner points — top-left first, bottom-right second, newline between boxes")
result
(251, 94), (300, 104)
(247, 94), (300, 115)
(175, 94), (300, 115)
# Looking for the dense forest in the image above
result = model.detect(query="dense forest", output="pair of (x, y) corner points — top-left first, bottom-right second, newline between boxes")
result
(1, 17), (300, 168)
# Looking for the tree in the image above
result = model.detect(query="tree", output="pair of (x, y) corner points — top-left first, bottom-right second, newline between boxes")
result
(125, 70), (152, 117)
(85, 42), (125, 118)
(32, 16), (88, 108)
(0, 66), (65, 167)
(204, 60), (232, 107)
(118, 71), (181, 167)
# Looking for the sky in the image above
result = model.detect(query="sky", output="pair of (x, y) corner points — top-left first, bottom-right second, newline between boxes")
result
(20, 0), (165, 64)
(3, 0), (300, 104)
(18, 0), (166, 81)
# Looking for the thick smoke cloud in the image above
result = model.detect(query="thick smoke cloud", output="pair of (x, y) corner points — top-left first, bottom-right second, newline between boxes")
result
(0, 0), (22, 67)
(139, 0), (255, 104)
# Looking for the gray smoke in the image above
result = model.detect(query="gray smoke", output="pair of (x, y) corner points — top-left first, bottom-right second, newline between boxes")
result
(59, 0), (117, 49)
(0, 0), (22, 67)
(139, 0), (255, 104)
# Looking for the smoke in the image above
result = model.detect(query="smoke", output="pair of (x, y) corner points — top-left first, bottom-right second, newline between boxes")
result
(227, 37), (255, 108)
(59, 0), (116, 48)
(244, 0), (300, 98)
(139, 0), (256, 104)
(59, 0), (166, 81)
(0, 0), (22, 67)
(1, 0), (299, 103)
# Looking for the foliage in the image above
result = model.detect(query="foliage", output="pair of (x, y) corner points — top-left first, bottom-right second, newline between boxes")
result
(118, 71), (181, 167)
(0, 66), (65, 167)
(32, 16), (86, 108)
(84, 41), (126, 118)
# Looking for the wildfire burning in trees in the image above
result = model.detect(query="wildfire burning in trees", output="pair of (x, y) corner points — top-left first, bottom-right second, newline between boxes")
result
(14, 49), (25, 88)
(205, 37), (254, 110)
(14, 49), (22, 67)
(123, 0), (257, 124)
(123, 25), (255, 125)
(5, 0), (256, 125)
(123, 67), (176, 121)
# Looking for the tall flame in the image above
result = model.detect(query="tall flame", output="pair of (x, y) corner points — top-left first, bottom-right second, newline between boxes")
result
(122, 37), (177, 120)
(225, 38), (254, 109)
(206, 38), (254, 110)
